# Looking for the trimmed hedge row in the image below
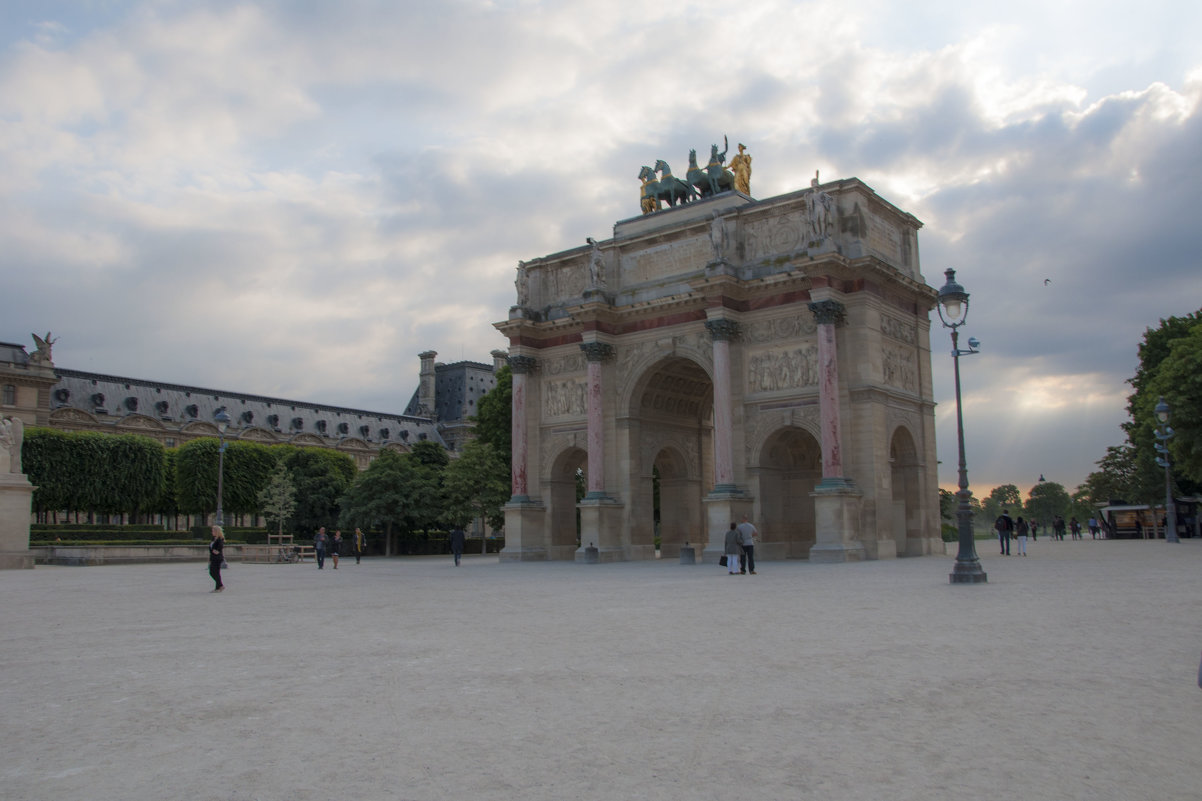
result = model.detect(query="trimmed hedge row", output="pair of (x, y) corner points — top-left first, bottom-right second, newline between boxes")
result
(32, 526), (269, 543)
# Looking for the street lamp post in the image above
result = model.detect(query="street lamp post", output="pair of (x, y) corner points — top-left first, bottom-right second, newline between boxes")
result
(937, 268), (987, 584)
(1153, 397), (1179, 543)
(214, 408), (231, 527)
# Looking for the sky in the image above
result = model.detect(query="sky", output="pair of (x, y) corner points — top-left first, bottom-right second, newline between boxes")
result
(2, 0), (1201, 498)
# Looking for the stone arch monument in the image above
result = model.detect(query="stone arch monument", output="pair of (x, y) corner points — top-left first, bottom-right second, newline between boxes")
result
(495, 176), (942, 563)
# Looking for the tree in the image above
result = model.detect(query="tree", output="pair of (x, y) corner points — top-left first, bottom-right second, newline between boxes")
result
(444, 440), (509, 538)
(981, 484), (1021, 527)
(1024, 480), (1071, 528)
(473, 364), (511, 456)
(1147, 319), (1202, 487)
(283, 447), (357, 534)
(339, 449), (413, 555)
(22, 428), (163, 522)
(939, 488), (956, 523)
(258, 462), (297, 539)
(1080, 445), (1139, 507)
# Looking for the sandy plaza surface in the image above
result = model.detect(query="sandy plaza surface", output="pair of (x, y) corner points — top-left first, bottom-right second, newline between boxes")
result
(2, 537), (1200, 801)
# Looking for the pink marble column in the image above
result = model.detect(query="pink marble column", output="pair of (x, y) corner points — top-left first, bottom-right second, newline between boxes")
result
(704, 319), (740, 492)
(808, 300), (845, 479)
(579, 342), (615, 498)
(508, 355), (537, 501)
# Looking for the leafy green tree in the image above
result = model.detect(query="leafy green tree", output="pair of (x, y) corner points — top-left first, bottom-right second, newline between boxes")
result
(1147, 320), (1202, 486)
(1024, 480), (1071, 528)
(444, 440), (509, 536)
(23, 428), (163, 522)
(176, 439), (283, 521)
(473, 364), (511, 456)
(258, 461), (297, 539)
(283, 446), (356, 534)
(981, 484), (1021, 528)
(939, 488), (956, 522)
(1080, 445), (1139, 507)
(339, 449), (417, 555)
(1123, 310), (1202, 503)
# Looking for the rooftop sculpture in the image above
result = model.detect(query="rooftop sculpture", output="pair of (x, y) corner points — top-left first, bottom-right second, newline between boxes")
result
(639, 137), (749, 214)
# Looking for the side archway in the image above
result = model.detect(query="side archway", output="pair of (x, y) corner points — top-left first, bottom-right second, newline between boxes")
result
(757, 427), (822, 558)
(889, 426), (923, 556)
(548, 446), (587, 559)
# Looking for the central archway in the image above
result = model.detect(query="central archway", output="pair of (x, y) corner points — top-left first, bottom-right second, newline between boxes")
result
(622, 356), (713, 560)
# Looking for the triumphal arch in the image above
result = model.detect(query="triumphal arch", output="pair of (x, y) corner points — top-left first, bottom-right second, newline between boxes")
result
(496, 155), (942, 563)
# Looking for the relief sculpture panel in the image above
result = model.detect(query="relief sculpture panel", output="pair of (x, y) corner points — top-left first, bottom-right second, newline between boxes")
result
(747, 344), (819, 393)
(880, 315), (917, 345)
(882, 345), (918, 393)
(744, 313), (816, 344)
(544, 379), (587, 418)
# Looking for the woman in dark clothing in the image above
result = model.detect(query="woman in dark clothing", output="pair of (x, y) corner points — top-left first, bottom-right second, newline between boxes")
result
(330, 530), (344, 569)
(209, 525), (225, 592)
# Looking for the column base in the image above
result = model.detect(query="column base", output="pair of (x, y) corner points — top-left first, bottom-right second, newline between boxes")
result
(0, 473), (34, 570)
(500, 497), (546, 562)
(810, 478), (865, 562)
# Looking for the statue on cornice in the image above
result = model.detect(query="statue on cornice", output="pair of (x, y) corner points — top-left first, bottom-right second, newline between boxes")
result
(586, 237), (607, 289)
(515, 260), (530, 307)
(30, 332), (57, 366)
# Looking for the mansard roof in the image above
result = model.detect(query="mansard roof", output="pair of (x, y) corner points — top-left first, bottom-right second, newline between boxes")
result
(52, 367), (444, 447)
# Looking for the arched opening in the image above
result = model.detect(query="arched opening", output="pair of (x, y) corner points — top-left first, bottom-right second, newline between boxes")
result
(625, 357), (712, 559)
(548, 447), (587, 559)
(758, 427), (821, 558)
(890, 427), (922, 556)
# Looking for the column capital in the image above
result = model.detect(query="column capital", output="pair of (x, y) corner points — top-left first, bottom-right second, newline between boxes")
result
(579, 342), (615, 362)
(808, 299), (846, 326)
(704, 318), (741, 342)
(508, 355), (538, 374)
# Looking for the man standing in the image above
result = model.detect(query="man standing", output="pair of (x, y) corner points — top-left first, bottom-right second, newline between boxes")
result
(313, 526), (328, 569)
(995, 510), (1014, 556)
(736, 515), (758, 575)
(449, 526), (466, 567)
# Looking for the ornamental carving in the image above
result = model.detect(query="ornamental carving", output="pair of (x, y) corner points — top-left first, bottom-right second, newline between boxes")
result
(744, 313), (816, 344)
(509, 355), (538, 374)
(744, 211), (806, 261)
(580, 342), (615, 362)
(616, 332), (713, 402)
(747, 345), (819, 393)
(882, 345), (918, 393)
(808, 299), (846, 326)
(544, 379), (587, 418)
(542, 352), (585, 376)
(880, 315), (917, 345)
(704, 319), (741, 342)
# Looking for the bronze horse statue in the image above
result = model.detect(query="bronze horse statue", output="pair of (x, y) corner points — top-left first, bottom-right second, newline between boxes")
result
(653, 159), (695, 207)
(638, 165), (660, 213)
(687, 148), (734, 198)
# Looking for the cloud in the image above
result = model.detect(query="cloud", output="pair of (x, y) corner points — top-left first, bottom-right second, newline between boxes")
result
(1, 0), (1200, 496)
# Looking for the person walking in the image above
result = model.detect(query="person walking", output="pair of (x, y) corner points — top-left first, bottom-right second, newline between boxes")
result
(723, 523), (741, 575)
(995, 510), (1014, 555)
(208, 525), (225, 592)
(1088, 516), (1100, 539)
(1053, 515), (1066, 541)
(1069, 517), (1082, 540)
(736, 514), (758, 574)
(1030, 520), (1039, 541)
(353, 527), (367, 564)
(330, 529), (343, 569)
(449, 525), (466, 566)
(314, 526), (328, 569)
(1015, 516), (1029, 556)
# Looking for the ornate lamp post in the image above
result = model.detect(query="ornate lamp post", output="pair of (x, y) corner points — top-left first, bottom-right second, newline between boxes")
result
(214, 408), (231, 527)
(937, 268), (986, 584)
(1153, 397), (1179, 543)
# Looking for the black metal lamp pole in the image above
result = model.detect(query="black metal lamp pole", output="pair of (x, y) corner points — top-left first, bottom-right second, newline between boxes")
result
(937, 269), (987, 584)
(215, 408), (231, 527)
(1154, 397), (1178, 543)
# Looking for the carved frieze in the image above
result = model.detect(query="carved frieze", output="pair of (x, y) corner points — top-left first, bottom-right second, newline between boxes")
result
(542, 260), (587, 303)
(880, 315), (917, 345)
(542, 352), (586, 376)
(747, 345), (819, 393)
(882, 345), (918, 393)
(743, 313), (816, 344)
(744, 211), (807, 261)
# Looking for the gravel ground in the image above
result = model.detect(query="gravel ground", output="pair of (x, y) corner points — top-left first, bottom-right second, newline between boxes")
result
(2, 537), (1200, 801)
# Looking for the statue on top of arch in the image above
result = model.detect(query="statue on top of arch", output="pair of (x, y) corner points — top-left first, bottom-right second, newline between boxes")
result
(638, 137), (750, 214)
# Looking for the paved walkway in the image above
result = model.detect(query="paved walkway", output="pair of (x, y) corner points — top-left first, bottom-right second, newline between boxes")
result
(2, 538), (1200, 801)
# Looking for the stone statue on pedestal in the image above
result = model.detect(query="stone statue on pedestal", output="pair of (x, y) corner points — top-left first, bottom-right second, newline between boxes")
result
(0, 416), (22, 474)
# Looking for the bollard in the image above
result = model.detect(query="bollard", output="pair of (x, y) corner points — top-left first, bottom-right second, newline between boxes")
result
(583, 542), (599, 564)
(679, 541), (696, 564)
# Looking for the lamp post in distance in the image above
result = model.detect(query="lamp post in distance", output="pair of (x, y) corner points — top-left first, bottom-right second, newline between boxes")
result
(1153, 397), (1178, 543)
(214, 407), (231, 528)
(937, 268), (986, 584)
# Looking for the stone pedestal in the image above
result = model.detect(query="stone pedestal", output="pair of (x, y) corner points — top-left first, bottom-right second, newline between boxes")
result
(0, 473), (35, 569)
(499, 499), (547, 562)
(701, 493), (754, 564)
(678, 545), (696, 564)
(809, 479), (865, 563)
(576, 498), (626, 562)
